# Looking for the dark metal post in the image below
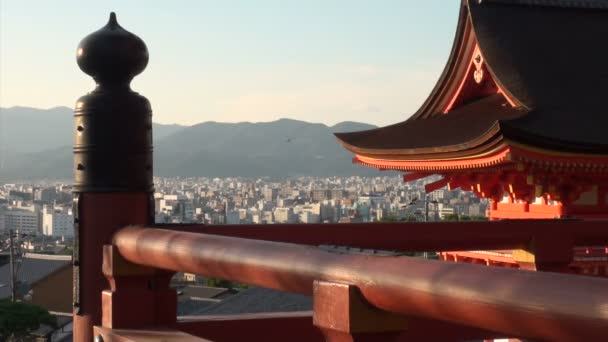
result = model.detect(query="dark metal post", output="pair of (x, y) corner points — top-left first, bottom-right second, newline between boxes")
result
(9, 229), (15, 302)
(73, 13), (153, 341)
(425, 195), (429, 222)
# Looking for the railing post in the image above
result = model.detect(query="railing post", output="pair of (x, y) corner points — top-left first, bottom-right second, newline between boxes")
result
(100, 245), (176, 329)
(312, 281), (408, 342)
(73, 12), (154, 341)
(513, 235), (574, 272)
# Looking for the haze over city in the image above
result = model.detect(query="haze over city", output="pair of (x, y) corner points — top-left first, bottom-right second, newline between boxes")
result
(0, 0), (459, 126)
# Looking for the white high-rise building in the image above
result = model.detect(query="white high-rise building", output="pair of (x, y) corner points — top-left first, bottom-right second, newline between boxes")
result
(274, 207), (296, 224)
(300, 211), (320, 224)
(42, 206), (74, 238)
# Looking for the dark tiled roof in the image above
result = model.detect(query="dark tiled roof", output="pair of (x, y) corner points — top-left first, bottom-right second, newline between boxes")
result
(178, 286), (232, 300)
(177, 298), (220, 316)
(335, 95), (523, 154)
(470, 0), (608, 152)
(192, 287), (311, 316)
(479, 0), (608, 10)
(336, 1), (608, 156)
(0, 254), (71, 299)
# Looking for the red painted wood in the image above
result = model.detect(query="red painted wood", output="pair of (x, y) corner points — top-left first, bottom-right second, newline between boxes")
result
(111, 226), (608, 341)
(153, 220), (608, 252)
(313, 281), (408, 342)
(510, 145), (608, 168)
(176, 311), (504, 341)
(403, 172), (430, 182)
(441, 251), (518, 266)
(352, 147), (511, 172)
(424, 177), (449, 193)
(73, 193), (151, 342)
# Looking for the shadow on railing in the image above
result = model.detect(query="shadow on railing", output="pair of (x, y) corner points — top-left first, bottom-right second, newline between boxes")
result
(94, 220), (608, 342)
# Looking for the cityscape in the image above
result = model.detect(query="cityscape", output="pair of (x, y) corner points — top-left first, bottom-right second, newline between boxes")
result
(2, 0), (607, 340)
(0, 175), (489, 339)
(0, 176), (488, 242)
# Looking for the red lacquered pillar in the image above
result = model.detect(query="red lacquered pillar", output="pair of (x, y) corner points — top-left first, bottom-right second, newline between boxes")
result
(72, 13), (154, 341)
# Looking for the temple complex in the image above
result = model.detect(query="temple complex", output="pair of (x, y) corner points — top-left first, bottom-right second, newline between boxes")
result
(70, 2), (608, 341)
(336, 0), (608, 220)
(335, 0), (608, 275)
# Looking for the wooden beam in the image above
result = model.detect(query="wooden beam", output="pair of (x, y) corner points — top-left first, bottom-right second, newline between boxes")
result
(152, 220), (608, 252)
(425, 177), (449, 193)
(313, 280), (407, 341)
(403, 172), (430, 182)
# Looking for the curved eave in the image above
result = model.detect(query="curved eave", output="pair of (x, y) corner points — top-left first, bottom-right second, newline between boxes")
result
(334, 94), (525, 158)
(508, 142), (608, 169)
(500, 121), (608, 155)
(467, 0), (608, 148)
(339, 0), (608, 169)
(353, 146), (513, 172)
(352, 142), (608, 173)
(336, 122), (503, 159)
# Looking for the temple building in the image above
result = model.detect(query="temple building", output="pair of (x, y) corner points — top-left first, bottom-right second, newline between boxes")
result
(69, 6), (608, 342)
(335, 0), (608, 274)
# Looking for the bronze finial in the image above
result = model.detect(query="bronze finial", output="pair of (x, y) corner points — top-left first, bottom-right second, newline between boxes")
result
(73, 13), (153, 192)
(76, 12), (149, 88)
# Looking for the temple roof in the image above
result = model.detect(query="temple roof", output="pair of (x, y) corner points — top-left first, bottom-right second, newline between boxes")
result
(336, 0), (608, 161)
(335, 94), (524, 158)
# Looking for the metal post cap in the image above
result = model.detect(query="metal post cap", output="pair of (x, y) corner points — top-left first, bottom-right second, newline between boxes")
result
(73, 12), (154, 193)
(76, 12), (149, 86)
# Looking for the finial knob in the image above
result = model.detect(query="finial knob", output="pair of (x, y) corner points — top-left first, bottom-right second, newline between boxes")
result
(73, 12), (153, 193)
(76, 12), (148, 87)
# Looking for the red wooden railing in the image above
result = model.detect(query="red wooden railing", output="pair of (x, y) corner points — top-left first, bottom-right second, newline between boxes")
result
(71, 13), (608, 342)
(92, 221), (608, 342)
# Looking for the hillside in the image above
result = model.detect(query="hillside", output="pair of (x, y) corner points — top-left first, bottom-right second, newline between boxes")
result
(0, 107), (381, 181)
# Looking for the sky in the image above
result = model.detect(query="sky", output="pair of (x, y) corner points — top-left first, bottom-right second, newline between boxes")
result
(0, 0), (460, 126)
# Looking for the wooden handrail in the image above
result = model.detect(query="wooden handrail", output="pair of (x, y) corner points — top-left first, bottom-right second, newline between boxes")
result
(151, 219), (608, 252)
(113, 226), (608, 341)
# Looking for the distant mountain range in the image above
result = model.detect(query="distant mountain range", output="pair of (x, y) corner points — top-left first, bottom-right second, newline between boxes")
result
(0, 106), (383, 181)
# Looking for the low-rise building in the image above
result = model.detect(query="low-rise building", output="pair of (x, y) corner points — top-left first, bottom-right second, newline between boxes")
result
(4, 208), (39, 234)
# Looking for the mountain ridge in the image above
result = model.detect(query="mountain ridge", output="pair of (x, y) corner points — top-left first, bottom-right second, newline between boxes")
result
(0, 107), (380, 181)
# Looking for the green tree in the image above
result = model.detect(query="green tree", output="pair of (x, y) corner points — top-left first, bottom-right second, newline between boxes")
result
(58, 246), (73, 256)
(441, 214), (488, 221)
(442, 214), (461, 221)
(380, 216), (399, 222)
(470, 215), (489, 221)
(206, 278), (233, 289)
(0, 300), (57, 341)
(380, 216), (417, 222)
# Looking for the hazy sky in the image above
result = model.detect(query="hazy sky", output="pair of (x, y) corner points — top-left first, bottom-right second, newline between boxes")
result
(0, 1), (459, 126)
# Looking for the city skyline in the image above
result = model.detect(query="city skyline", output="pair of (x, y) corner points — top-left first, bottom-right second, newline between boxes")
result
(0, 1), (459, 126)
